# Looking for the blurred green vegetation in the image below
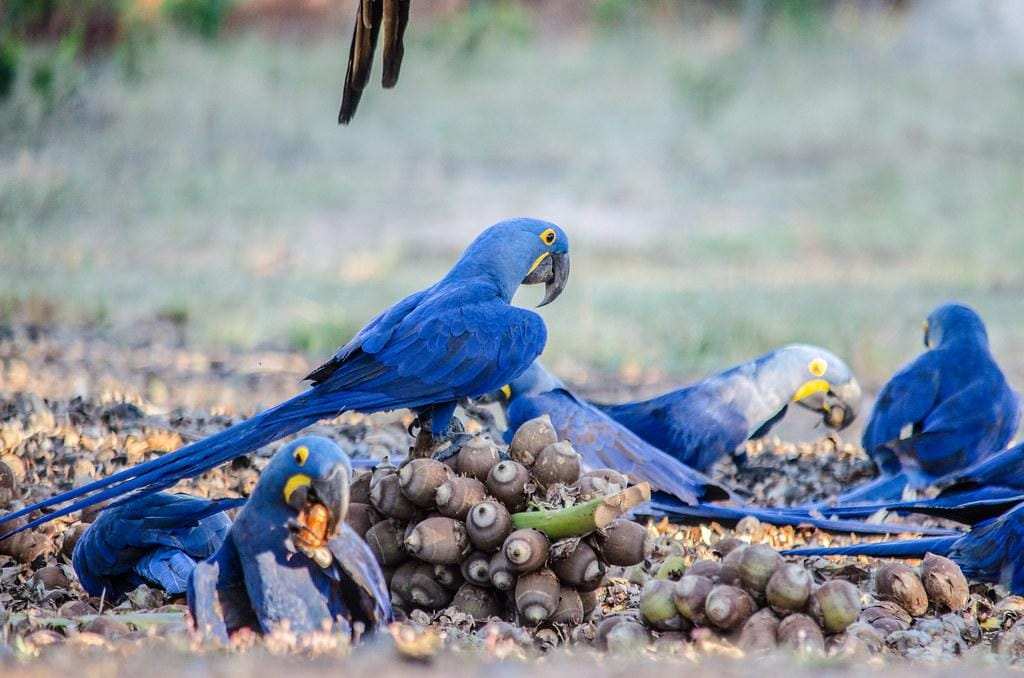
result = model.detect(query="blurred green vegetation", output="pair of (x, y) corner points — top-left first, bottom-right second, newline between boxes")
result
(1, 2), (1023, 393)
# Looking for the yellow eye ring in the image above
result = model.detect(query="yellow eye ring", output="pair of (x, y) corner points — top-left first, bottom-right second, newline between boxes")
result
(293, 445), (309, 466)
(808, 358), (828, 377)
(539, 228), (556, 246)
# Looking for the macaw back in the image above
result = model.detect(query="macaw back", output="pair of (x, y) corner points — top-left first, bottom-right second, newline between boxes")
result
(598, 381), (754, 472)
(862, 342), (1019, 484)
(507, 388), (732, 504)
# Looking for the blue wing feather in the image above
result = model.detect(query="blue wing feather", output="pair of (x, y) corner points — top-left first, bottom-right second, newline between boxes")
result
(508, 389), (731, 505)
(326, 524), (393, 631)
(73, 493), (234, 600)
(3, 282), (547, 536)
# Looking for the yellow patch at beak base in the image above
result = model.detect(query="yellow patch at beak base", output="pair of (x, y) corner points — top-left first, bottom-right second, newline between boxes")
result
(283, 473), (312, 504)
(526, 251), (551, 276)
(793, 379), (831, 402)
(500, 385), (512, 400)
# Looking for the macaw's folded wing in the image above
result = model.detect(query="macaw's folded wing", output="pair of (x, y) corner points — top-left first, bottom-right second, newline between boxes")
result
(327, 524), (394, 632)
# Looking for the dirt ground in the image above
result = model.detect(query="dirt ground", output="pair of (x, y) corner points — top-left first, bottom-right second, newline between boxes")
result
(0, 322), (1023, 675)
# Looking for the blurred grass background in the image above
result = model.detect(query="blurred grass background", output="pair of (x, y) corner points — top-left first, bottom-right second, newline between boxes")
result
(2, 0), (1024, 393)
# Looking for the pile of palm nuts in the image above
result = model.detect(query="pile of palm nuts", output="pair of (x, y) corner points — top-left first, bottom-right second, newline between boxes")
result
(634, 538), (973, 656)
(344, 415), (649, 626)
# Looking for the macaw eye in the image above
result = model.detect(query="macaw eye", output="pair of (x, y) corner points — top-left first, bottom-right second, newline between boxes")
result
(539, 228), (556, 246)
(808, 358), (828, 377)
(293, 445), (309, 466)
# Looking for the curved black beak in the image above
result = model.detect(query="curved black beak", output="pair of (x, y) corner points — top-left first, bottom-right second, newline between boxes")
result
(822, 380), (862, 431)
(523, 252), (570, 307)
(290, 466), (348, 536)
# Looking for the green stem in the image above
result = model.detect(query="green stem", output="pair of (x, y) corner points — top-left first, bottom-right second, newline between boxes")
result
(511, 483), (650, 540)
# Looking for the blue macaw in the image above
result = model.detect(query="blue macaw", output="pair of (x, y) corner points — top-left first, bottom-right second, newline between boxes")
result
(595, 345), (862, 473)
(501, 362), (733, 505)
(188, 437), (392, 641)
(73, 493), (240, 602)
(1, 218), (570, 538)
(772, 441), (1024, 526)
(785, 501), (1024, 595)
(498, 362), (956, 537)
(829, 303), (1019, 505)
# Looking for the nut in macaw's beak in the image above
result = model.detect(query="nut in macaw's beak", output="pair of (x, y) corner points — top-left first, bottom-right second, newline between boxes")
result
(523, 252), (570, 307)
(285, 465), (350, 552)
(822, 380), (862, 431)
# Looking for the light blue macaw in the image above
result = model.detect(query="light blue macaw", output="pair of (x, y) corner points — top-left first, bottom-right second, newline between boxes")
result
(596, 345), (862, 472)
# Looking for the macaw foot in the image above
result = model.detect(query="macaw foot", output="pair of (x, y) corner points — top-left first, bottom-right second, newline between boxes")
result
(431, 432), (476, 462)
(409, 416), (468, 459)
(459, 398), (500, 437)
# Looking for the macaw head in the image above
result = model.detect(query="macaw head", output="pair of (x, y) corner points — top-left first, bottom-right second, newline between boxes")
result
(255, 436), (353, 551)
(454, 218), (571, 306)
(786, 345), (862, 431)
(923, 303), (988, 349)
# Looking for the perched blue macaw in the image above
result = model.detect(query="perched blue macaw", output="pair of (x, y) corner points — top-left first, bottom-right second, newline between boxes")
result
(596, 345), (862, 473)
(73, 493), (240, 602)
(785, 501), (1024, 594)
(188, 437), (392, 641)
(773, 441), (1024, 526)
(498, 363), (956, 537)
(1, 218), (570, 538)
(831, 303), (1019, 505)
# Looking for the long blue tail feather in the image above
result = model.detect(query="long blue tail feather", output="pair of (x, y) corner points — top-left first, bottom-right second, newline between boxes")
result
(792, 473), (910, 511)
(769, 487), (1024, 524)
(784, 535), (958, 558)
(0, 389), (337, 539)
(645, 494), (960, 536)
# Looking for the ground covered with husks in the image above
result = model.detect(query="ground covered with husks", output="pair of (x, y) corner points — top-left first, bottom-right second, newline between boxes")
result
(0, 322), (1023, 676)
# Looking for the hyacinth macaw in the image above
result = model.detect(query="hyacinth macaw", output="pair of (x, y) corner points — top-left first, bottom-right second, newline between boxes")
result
(775, 441), (1024, 526)
(595, 344), (863, 472)
(189, 437), (392, 641)
(498, 362), (956, 537)
(72, 493), (239, 602)
(1, 218), (570, 538)
(786, 501), (1024, 594)
(339, 0), (410, 124)
(500, 362), (733, 505)
(829, 303), (1019, 505)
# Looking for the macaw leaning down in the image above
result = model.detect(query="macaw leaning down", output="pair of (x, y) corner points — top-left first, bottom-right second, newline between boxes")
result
(0, 218), (571, 538)
(73, 493), (240, 602)
(594, 344), (863, 473)
(497, 362), (957, 537)
(188, 437), (392, 641)
(825, 303), (1019, 505)
(773, 440), (1024, 526)
(785, 500), (1024, 595)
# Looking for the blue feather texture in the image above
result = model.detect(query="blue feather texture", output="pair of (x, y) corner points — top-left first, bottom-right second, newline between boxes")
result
(188, 437), (392, 642)
(500, 363), (955, 537)
(850, 303), (1019, 502)
(785, 501), (1024, 594)
(1, 218), (570, 538)
(770, 441), (1024, 525)
(595, 345), (861, 472)
(503, 363), (732, 505)
(72, 492), (237, 600)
